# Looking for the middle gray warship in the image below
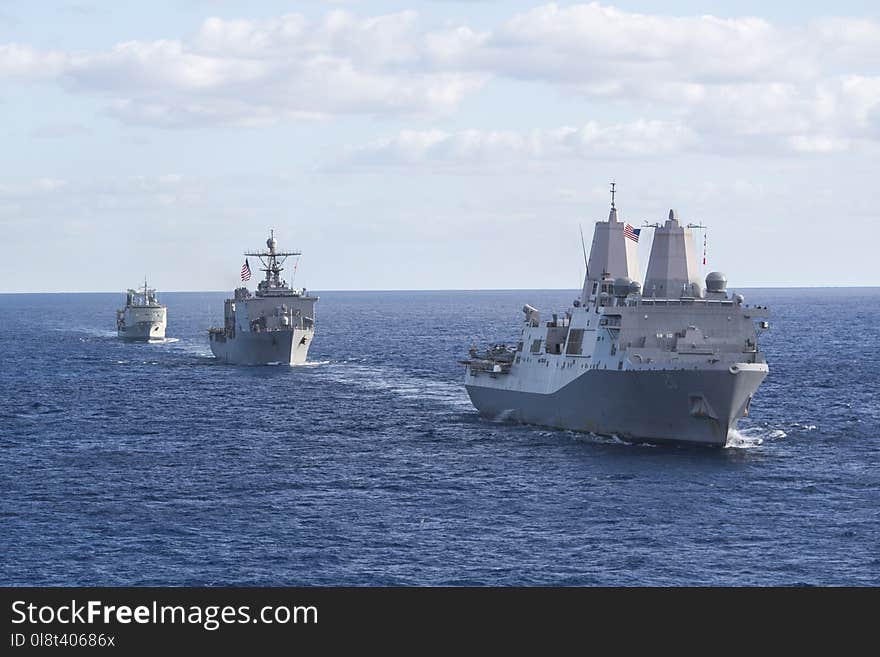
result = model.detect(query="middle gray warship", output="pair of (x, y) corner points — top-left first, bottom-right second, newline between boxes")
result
(462, 185), (770, 446)
(208, 231), (318, 365)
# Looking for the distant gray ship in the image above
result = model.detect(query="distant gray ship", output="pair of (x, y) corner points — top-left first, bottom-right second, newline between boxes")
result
(209, 231), (318, 365)
(117, 279), (167, 341)
(462, 185), (770, 447)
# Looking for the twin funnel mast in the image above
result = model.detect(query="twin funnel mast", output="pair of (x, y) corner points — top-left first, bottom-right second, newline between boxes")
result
(582, 182), (708, 302)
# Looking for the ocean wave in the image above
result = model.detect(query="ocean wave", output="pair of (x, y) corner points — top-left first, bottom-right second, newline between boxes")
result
(790, 422), (818, 431)
(70, 328), (118, 339)
(493, 408), (517, 422)
(582, 432), (656, 448)
(726, 430), (763, 449)
(164, 339), (213, 358)
(726, 426), (788, 449)
(316, 363), (471, 409)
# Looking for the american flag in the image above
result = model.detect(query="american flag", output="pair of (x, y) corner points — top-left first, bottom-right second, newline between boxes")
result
(241, 258), (252, 282)
(624, 223), (641, 242)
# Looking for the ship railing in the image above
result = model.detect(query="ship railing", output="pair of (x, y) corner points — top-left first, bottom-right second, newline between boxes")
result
(461, 359), (513, 375)
(467, 344), (516, 362)
(637, 297), (736, 307)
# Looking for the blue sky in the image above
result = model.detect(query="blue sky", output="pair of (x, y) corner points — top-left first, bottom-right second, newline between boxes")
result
(1, 1), (878, 292)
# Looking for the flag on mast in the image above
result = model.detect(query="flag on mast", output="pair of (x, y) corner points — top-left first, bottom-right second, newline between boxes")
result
(624, 223), (641, 242)
(241, 258), (252, 282)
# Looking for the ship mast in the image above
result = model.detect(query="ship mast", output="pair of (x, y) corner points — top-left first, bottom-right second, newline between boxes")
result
(244, 229), (301, 291)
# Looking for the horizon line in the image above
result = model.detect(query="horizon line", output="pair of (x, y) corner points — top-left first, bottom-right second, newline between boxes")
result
(2, 284), (880, 295)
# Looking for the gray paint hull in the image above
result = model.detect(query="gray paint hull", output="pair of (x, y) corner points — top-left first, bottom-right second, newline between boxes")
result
(209, 328), (313, 365)
(118, 321), (165, 341)
(465, 365), (766, 446)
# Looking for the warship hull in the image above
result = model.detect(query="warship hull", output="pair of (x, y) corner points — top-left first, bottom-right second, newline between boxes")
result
(466, 363), (767, 447)
(117, 300), (166, 341)
(209, 327), (313, 365)
(117, 320), (166, 341)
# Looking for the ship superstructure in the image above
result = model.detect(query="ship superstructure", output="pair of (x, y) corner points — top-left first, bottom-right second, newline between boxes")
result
(117, 279), (167, 341)
(208, 231), (318, 365)
(463, 185), (770, 446)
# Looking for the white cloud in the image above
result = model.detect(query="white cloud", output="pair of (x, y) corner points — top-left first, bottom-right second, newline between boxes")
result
(337, 120), (696, 169)
(0, 174), (204, 210)
(193, 10), (424, 68)
(485, 4), (808, 85)
(68, 39), (267, 92)
(0, 43), (70, 79)
(787, 135), (851, 154)
(0, 3), (878, 151)
(421, 3), (880, 152)
(0, 178), (69, 199)
(0, 11), (486, 126)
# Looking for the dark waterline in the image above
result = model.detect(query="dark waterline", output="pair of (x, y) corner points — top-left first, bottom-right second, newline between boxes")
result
(1, 289), (878, 585)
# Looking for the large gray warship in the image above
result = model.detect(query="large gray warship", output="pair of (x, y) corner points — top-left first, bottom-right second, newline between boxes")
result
(462, 185), (770, 447)
(116, 279), (167, 341)
(209, 231), (318, 365)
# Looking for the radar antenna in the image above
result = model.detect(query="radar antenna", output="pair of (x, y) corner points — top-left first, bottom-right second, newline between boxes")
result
(579, 224), (589, 276)
(688, 223), (708, 268)
(610, 180), (616, 210)
(244, 229), (302, 292)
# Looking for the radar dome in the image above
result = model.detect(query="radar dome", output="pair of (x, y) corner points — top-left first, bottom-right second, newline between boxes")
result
(629, 280), (641, 295)
(613, 277), (632, 297)
(705, 271), (727, 293)
(267, 236), (278, 251)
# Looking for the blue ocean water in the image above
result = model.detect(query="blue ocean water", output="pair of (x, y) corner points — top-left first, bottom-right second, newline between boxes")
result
(0, 288), (878, 586)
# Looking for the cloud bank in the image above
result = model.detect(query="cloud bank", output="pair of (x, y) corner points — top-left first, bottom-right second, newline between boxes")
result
(1, 3), (879, 155)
